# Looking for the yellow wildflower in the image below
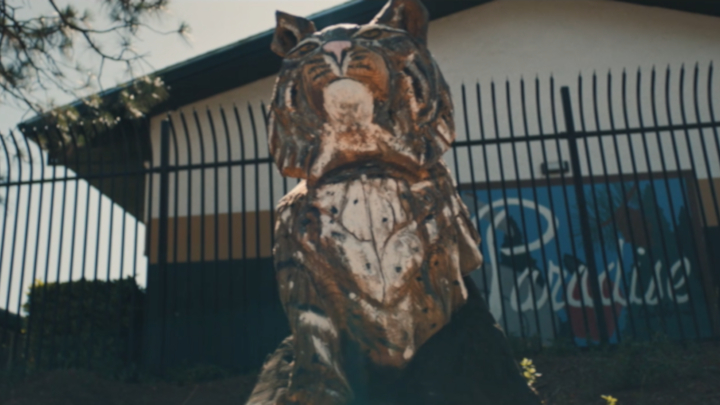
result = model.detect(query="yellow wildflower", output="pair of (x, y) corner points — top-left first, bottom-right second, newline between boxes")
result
(601, 395), (618, 405)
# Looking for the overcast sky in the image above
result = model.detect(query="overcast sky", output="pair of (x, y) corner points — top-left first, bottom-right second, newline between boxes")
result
(1, 0), (348, 131)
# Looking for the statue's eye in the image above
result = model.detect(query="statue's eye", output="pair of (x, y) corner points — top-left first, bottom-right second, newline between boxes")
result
(294, 42), (319, 55)
(359, 29), (382, 40)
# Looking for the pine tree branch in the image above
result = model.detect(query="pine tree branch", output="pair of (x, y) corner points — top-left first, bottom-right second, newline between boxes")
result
(0, 0), (184, 131)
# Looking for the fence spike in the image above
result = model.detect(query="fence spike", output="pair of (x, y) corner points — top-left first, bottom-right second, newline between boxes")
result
(709, 62), (715, 114)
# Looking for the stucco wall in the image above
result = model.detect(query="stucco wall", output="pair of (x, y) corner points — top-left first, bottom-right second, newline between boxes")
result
(429, 0), (719, 85)
(146, 0), (720, 222)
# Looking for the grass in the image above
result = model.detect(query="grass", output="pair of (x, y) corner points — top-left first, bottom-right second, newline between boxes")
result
(526, 336), (720, 405)
(1, 336), (719, 405)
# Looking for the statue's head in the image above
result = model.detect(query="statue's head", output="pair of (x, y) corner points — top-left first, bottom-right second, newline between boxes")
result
(268, 0), (454, 182)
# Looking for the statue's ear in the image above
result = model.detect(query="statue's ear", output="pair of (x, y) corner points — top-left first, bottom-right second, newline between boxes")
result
(370, 0), (429, 45)
(271, 11), (317, 57)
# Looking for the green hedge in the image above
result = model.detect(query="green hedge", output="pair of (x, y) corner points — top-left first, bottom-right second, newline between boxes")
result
(22, 277), (144, 376)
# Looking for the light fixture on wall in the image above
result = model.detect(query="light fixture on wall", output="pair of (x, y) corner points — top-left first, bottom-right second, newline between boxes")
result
(540, 161), (569, 176)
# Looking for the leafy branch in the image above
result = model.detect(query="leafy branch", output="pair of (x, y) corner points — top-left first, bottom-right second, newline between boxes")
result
(1, 0), (189, 136)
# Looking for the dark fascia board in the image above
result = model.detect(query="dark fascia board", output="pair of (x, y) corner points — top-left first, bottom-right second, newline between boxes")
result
(149, 0), (488, 113)
(617, 0), (720, 17)
(19, 0), (719, 130)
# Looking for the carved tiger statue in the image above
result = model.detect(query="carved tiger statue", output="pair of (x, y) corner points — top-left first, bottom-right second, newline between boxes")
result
(246, 1), (542, 404)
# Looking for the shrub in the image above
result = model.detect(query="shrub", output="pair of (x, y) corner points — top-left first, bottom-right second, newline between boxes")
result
(22, 277), (145, 377)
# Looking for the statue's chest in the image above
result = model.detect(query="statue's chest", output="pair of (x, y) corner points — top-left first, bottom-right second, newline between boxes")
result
(279, 173), (474, 367)
(300, 176), (455, 303)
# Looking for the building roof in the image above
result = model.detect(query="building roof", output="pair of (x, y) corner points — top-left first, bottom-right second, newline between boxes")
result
(20, 0), (719, 128)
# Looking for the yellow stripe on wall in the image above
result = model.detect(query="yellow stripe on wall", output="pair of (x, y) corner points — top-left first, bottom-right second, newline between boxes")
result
(145, 177), (720, 264)
(147, 211), (274, 264)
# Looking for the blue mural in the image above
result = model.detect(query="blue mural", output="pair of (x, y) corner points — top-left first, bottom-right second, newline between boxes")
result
(461, 175), (714, 346)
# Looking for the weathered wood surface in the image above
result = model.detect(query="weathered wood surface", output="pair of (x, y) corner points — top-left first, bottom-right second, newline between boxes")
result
(246, 0), (542, 404)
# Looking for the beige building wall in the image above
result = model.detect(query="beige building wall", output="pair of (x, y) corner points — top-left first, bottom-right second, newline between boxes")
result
(146, 0), (720, 263)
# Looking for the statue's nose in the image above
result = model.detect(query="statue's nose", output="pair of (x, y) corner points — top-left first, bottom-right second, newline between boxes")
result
(323, 41), (352, 64)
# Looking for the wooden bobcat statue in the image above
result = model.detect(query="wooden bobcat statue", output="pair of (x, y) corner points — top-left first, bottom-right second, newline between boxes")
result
(246, 1), (542, 404)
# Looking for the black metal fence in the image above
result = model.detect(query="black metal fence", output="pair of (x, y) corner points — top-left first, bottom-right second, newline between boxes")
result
(1, 65), (719, 374)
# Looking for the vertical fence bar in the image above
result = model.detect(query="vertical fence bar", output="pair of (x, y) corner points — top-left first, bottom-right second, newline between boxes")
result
(65, 127), (84, 367)
(12, 131), (35, 366)
(2, 132), (24, 367)
(551, 78), (592, 343)
(167, 115), (181, 368)
(4, 134), (28, 366)
(561, 86), (609, 344)
(75, 124), (95, 367)
(248, 103), (263, 364)
(0, 133), (12, 288)
(0, 133), (12, 365)
(535, 79), (576, 342)
(101, 123), (118, 371)
(85, 122), (107, 369)
(207, 109), (222, 364)
(249, 104), (262, 267)
(105, 123), (118, 317)
(476, 83), (510, 334)
(144, 116), (158, 370)
(157, 120), (171, 370)
(0, 132), (17, 370)
(192, 110), (208, 357)
(33, 127), (60, 369)
(233, 105), (249, 368)
(179, 111), (195, 365)
(116, 121), (136, 367)
(491, 81), (527, 340)
(50, 128), (72, 367)
(111, 123), (129, 364)
(22, 131), (46, 362)
(130, 118), (147, 367)
(459, 85), (489, 310)
(220, 107), (235, 364)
